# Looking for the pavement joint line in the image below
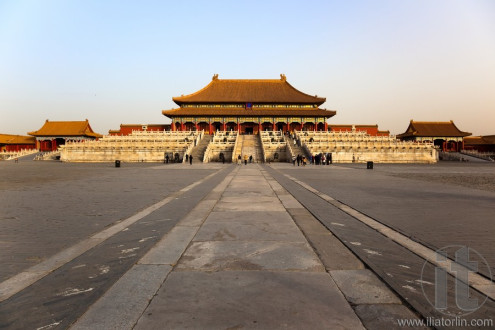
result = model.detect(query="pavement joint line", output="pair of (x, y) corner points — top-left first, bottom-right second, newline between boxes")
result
(0, 167), (226, 303)
(263, 167), (404, 314)
(279, 171), (495, 301)
(138, 167), (239, 266)
(70, 167), (238, 329)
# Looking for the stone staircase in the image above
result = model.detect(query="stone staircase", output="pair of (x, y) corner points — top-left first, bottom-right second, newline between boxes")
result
(287, 136), (310, 159)
(241, 135), (263, 163)
(189, 135), (213, 162)
(232, 135), (243, 162)
(232, 134), (263, 163)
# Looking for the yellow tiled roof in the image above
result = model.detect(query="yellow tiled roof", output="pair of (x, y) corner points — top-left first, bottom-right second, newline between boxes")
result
(28, 120), (102, 138)
(0, 134), (36, 145)
(172, 75), (326, 105)
(397, 121), (471, 138)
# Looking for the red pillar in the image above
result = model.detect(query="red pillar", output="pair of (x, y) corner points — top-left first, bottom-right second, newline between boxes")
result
(181, 123), (185, 131)
(324, 122), (328, 131)
(209, 122), (212, 135)
(258, 122), (262, 133)
(237, 122), (240, 133)
(223, 122), (226, 131)
(273, 123), (276, 131)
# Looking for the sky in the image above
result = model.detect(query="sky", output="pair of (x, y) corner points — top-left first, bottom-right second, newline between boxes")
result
(1, 0), (494, 136)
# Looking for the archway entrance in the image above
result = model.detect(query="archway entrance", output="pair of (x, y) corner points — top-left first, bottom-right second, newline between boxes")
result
(184, 122), (195, 131)
(213, 122), (222, 132)
(226, 122), (237, 132)
(198, 122), (209, 132)
(289, 123), (302, 131)
(261, 123), (272, 131)
(241, 122), (255, 134)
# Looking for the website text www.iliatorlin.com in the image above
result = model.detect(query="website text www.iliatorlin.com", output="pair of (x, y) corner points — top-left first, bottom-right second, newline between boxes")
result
(397, 317), (493, 327)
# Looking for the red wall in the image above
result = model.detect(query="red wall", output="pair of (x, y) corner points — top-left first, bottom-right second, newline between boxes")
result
(2, 144), (36, 152)
(111, 125), (170, 136)
(330, 126), (389, 136)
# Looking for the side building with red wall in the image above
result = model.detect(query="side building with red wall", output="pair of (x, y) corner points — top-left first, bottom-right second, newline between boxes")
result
(0, 134), (36, 152)
(463, 135), (495, 153)
(28, 120), (102, 152)
(397, 120), (471, 152)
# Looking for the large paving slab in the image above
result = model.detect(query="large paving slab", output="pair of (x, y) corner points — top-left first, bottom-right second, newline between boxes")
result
(193, 217), (306, 242)
(134, 165), (364, 328)
(194, 209), (305, 242)
(214, 197), (286, 212)
(197, 210), (294, 224)
(134, 271), (365, 330)
(176, 241), (324, 271)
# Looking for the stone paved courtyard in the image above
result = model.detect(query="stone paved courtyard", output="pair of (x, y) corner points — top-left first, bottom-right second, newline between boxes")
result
(0, 160), (494, 329)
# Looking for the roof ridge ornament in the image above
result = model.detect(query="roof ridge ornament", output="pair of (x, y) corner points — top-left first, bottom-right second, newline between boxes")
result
(280, 74), (286, 81)
(212, 74), (219, 80)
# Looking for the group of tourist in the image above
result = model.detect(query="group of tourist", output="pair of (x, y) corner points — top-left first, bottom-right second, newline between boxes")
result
(292, 153), (332, 166)
(237, 154), (253, 165)
(164, 153), (192, 164)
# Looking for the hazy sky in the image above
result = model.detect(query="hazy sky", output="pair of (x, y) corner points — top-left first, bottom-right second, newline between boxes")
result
(1, 0), (494, 136)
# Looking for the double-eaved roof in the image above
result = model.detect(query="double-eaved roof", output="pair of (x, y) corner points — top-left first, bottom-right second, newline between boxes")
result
(172, 74), (326, 105)
(163, 75), (335, 118)
(28, 120), (102, 138)
(397, 120), (471, 138)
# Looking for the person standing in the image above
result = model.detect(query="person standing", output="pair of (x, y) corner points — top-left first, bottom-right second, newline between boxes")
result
(237, 154), (241, 165)
(189, 155), (193, 165)
(292, 155), (296, 166)
(244, 154), (248, 165)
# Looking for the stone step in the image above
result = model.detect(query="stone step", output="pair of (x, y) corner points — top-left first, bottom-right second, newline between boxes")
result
(189, 135), (213, 162)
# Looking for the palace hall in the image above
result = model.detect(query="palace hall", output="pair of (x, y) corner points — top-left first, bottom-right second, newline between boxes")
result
(162, 74), (336, 134)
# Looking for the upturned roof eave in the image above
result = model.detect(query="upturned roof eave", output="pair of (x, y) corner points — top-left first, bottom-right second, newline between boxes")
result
(171, 76), (326, 106)
(161, 108), (336, 117)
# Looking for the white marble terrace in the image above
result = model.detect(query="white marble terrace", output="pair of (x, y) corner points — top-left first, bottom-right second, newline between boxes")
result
(60, 130), (203, 162)
(203, 131), (238, 163)
(260, 131), (289, 162)
(296, 129), (437, 163)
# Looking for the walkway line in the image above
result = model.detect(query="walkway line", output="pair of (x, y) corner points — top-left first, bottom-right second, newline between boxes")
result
(0, 167), (225, 303)
(277, 171), (495, 300)
(70, 167), (239, 329)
